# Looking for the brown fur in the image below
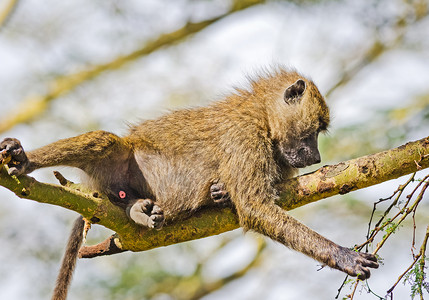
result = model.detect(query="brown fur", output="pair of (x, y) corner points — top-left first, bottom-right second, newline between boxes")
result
(51, 216), (84, 300)
(1, 67), (377, 299)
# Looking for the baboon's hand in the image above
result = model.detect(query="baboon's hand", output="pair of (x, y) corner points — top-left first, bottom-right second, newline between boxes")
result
(0, 138), (30, 175)
(333, 247), (379, 280)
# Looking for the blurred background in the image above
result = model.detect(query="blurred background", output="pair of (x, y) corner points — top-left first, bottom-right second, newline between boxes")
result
(0, 0), (428, 299)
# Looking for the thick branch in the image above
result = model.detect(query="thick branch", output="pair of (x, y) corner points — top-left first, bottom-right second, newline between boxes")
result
(0, 137), (428, 255)
(0, 0), (264, 134)
(277, 137), (429, 210)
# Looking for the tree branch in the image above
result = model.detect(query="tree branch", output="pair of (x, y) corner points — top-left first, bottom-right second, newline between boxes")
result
(0, 137), (428, 256)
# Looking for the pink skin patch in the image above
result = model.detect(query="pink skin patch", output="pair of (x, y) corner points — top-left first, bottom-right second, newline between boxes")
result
(119, 191), (126, 199)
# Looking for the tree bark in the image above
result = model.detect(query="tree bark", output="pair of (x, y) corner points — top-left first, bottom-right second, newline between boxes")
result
(0, 137), (428, 256)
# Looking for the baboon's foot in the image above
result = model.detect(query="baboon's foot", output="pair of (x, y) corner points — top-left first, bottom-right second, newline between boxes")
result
(127, 199), (164, 230)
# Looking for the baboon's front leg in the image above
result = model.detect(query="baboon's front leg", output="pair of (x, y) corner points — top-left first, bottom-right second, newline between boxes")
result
(0, 131), (129, 175)
(237, 200), (379, 279)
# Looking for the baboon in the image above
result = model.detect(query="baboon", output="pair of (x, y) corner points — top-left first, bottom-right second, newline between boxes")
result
(1, 67), (378, 300)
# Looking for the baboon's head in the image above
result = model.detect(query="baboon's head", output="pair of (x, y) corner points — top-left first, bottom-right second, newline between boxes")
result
(264, 70), (330, 168)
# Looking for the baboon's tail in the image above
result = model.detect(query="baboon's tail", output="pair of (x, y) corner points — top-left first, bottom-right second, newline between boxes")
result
(51, 216), (85, 300)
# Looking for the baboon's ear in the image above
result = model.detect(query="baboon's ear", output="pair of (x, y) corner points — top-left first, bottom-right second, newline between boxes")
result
(284, 79), (306, 104)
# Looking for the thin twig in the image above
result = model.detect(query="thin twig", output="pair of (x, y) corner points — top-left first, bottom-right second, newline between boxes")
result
(349, 279), (360, 299)
(387, 225), (429, 296)
(373, 178), (428, 254)
(335, 275), (350, 299)
(362, 173), (415, 251)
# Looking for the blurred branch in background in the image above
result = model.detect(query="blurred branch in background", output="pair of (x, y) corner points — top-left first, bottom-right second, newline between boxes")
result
(0, 0), (264, 134)
(0, 0), (19, 29)
(146, 237), (266, 300)
(86, 234), (266, 300)
(322, 89), (429, 163)
(326, 0), (428, 98)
